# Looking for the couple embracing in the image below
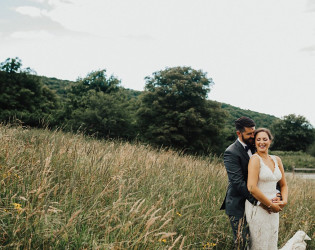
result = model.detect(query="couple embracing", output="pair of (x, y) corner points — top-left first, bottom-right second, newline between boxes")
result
(221, 116), (288, 250)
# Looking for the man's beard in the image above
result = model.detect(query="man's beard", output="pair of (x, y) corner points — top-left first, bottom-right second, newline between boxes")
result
(242, 135), (254, 147)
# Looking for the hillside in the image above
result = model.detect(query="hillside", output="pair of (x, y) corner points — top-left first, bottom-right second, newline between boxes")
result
(40, 76), (279, 127)
(0, 125), (313, 249)
(40, 76), (74, 97)
(220, 102), (279, 128)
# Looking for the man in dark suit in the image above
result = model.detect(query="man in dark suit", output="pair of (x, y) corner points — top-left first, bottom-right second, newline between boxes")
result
(220, 116), (258, 249)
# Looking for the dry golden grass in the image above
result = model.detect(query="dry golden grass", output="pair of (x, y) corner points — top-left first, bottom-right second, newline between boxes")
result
(0, 125), (314, 249)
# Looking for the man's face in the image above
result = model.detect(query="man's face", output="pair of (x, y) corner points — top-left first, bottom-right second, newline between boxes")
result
(238, 127), (255, 146)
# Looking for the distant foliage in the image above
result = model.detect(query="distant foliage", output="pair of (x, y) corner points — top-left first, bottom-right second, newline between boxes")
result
(41, 76), (73, 98)
(0, 57), (25, 73)
(3, 58), (313, 156)
(220, 103), (280, 147)
(60, 70), (136, 139)
(270, 150), (315, 171)
(221, 103), (279, 128)
(271, 114), (315, 151)
(307, 142), (315, 157)
(137, 66), (227, 154)
(0, 57), (58, 126)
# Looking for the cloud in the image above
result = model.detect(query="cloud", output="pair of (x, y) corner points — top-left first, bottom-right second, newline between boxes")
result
(29, 0), (46, 3)
(0, 0), (83, 39)
(0, 13), (68, 38)
(10, 30), (55, 39)
(301, 45), (315, 54)
(306, 0), (315, 12)
(29, 0), (72, 7)
(15, 6), (47, 18)
(123, 33), (156, 41)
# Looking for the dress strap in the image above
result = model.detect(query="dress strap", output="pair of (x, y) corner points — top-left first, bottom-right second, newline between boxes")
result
(270, 155), (278, 166)
(251, 154), (262, 168)
(251, 153), (261, 159)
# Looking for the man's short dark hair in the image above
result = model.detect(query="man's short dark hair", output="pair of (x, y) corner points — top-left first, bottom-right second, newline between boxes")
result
(235, 116), (255, 132)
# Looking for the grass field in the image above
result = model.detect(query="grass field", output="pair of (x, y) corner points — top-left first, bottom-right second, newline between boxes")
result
(270, 150), (315, 171)
(0, 125), (314, 249)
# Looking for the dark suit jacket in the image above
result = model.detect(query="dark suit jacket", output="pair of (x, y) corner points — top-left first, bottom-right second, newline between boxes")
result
(220, 140), (257, 216)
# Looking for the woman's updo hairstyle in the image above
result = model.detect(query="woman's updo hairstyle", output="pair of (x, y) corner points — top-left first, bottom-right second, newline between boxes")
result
(254, 128), (274, 140)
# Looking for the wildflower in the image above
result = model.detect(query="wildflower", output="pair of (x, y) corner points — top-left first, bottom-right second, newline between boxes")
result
(203, 242), (216, 248)
(13, 203), (21, 209)
(12, 203), (22, 214)
(176, 212), (182, 217)
(282, 213), (287, 219)
(3, 172), (11, 178)
(159, 239), (167, 243)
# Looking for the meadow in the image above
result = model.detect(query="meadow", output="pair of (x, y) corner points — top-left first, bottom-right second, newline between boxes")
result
(270, 150), (315, 171)
(0, 125), (314, 249)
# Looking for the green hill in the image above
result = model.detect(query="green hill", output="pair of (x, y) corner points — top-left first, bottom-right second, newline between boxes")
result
(40, 76), (74, 97)
(40, 76), (279, 128)
(220, 102), (279, 128)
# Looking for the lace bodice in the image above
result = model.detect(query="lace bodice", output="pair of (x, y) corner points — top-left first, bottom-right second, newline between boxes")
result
(252, 154), (282, 199)
(253, 154), (282, 200)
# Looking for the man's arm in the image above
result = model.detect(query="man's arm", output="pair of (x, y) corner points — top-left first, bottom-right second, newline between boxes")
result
(224, 150), (257, 205)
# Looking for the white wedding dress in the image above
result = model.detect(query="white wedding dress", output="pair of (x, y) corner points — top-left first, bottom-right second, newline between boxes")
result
(245, 154), (282, 250)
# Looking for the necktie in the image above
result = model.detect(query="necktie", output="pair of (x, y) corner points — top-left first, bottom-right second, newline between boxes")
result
(245, 146), (249, 152)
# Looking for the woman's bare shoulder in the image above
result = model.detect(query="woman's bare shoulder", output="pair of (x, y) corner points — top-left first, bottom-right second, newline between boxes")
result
(249, 154), (260, 164)
(273, 155), (282, 163)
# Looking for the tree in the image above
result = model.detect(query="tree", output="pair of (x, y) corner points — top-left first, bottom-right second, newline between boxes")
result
(137, 66), (227, 154)
(271, 114), (315, 151)
(61, 70), (135, 139)
(0, 57), (23, 73)
(77, 70), (120, 94)
(0, 57), (58, 126)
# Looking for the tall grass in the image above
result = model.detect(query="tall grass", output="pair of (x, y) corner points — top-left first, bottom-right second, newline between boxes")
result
(0, 125), (314, 249)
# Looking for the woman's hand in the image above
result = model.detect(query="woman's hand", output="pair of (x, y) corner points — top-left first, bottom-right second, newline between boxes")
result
(272, 195), (281, 203)
(273, 200), (287, 209)
(270, 203), (282, 213)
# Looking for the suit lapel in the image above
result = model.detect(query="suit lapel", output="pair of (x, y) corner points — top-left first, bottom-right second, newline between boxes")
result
(235, 140), (250, 162)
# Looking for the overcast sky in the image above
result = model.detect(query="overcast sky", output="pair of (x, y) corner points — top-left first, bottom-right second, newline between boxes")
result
(1, 0), (315, 126)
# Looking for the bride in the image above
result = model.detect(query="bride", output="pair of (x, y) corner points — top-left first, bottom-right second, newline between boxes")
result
(245, 128), (288, 250)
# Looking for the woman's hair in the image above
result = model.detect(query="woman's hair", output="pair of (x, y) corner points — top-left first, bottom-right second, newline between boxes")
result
(254, 128), (274, 140)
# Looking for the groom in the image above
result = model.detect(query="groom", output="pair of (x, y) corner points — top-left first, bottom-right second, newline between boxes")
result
(220, 116), (258, 249)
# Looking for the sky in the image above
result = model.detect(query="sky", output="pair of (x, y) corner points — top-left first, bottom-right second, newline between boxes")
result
(1, 0), (315, 126)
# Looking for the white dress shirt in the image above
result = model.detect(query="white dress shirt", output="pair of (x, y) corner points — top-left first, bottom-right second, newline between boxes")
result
(237, 138), (253, 157)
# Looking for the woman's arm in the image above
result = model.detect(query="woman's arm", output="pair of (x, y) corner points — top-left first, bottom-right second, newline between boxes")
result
(274, 156), (288, 208)
(247, 155), (282, 213)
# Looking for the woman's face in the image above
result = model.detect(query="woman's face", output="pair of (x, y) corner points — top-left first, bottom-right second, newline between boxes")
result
(255, 131), (271, 153)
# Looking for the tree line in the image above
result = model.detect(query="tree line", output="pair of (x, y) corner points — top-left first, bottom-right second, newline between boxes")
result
(1, 57), (314, 155)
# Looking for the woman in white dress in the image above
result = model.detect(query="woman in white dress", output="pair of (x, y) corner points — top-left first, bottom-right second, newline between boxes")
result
(245, 128), (288, 250)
